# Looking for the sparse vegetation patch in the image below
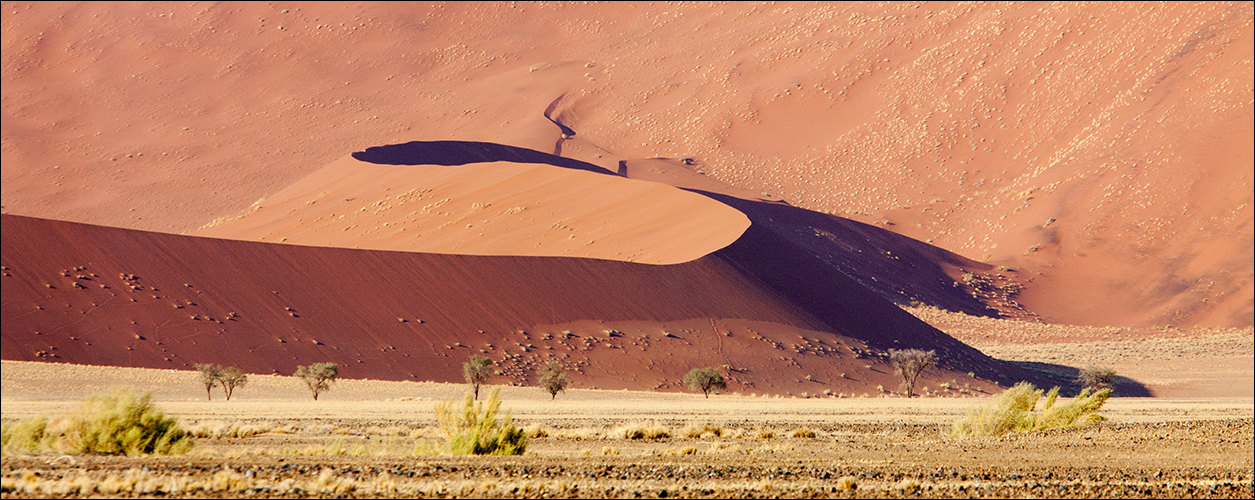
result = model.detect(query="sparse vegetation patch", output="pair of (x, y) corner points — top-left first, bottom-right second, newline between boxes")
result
(950, 382), (1112, 438)
(1, 387), (191, 456)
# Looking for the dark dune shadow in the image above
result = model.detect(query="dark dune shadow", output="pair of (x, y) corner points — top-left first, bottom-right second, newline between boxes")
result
(686, 188), (1008, 319)
(352, 140), (612, 175)
(1005, 360), (1153, 397)
(354, 140), (1018, 321)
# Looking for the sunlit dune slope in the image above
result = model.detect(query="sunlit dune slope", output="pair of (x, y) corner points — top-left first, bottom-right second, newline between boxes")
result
(199, 139), (1031, 320)
(194, 147), (748, 265)
(1, 214), (1048, 395)
(3, 2), (1250, 328)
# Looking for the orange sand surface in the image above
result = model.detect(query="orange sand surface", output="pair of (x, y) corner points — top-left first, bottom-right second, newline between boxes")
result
(3, 2), (1250, 328)
(195, 153), (748, 264)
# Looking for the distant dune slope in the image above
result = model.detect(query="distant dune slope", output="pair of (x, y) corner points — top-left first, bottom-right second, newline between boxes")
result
(1, 214), (1049, 395)
(3, 2), (1250, 327)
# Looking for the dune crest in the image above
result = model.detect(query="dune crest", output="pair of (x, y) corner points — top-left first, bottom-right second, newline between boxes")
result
(195, 153), (749, 265)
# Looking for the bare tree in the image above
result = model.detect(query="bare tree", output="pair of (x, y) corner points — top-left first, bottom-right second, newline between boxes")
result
(538, 361), (570, 400)
(1076, 366), (1117, 393)
(294, 363), (338, 401)
(683, 367), (727, 398)
(889, 349), (936, 397)
(463, 354), (494, 400)
(218, 366), (248, 401)
(195, 363), (222, 401)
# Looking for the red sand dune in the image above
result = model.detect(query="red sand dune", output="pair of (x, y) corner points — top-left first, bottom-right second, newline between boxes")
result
(196, 139), (1023, 321)
(2, 213), (1055, 396)
(3, 2), (1250, 329)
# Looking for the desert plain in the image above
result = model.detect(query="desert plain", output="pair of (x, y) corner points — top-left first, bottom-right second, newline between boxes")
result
(2, 1), (1253, 498)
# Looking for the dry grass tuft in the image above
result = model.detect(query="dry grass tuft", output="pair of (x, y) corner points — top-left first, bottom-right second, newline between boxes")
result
(950, 382), (1111, 438)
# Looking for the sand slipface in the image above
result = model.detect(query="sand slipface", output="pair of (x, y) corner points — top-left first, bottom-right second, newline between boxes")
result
(3, 2), (1251, 328)
(195, 154), (749, 265)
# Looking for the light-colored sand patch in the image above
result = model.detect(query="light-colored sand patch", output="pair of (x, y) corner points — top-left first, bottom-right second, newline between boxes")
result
(3, 361), (1251, 425)
(193, 157), (749, 264)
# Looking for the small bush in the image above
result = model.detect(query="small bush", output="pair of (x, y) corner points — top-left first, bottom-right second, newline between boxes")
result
(683, 367), (726, 398)
(294, 363), (338, 401)
(889, 348), (936, 397)
(2, 387), (192, 456)
(435, 388), (526, 455)
(218, 366), (248, 400)
(789, 427), (817, 438)
(1076, 366), (1117, 392)
(1, 416), (49, 456)
(196, 364), (221, 401)
(679, 422), (725, 439)
(537, 361), (571, 400)
(950, 382), (1111, 438)
(463, 355), (494, 400)
(615, 421), (671, 440)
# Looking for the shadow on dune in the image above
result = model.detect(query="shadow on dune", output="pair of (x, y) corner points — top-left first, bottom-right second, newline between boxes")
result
(353, 140), (611, 175)
(355, 140), (1016, 321)
(345, 139), (1045, 385)
(1005, 360), (1154, 397)
(688, 189), (1010, 319)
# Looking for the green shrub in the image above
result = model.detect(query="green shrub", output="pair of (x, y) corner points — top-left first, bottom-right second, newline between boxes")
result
(1, 416), (49, 456)
(950, 382), (1111, 438)
(435, 388), (526, 455)
(537, 361), (571, 400)
(2, 387), (192, 456)
(294, 363), (338, 401)
(463, 355), (494, 400)
(683, 367), (726, 398)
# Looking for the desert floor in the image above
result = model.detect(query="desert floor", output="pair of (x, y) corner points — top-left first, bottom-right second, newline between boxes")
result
(2, 360), (1252, 499)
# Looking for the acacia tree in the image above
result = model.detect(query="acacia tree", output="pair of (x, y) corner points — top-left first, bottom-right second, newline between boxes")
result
(463, 355), (494, 400)
(218, 366), (249, 401)
(889, 349), (936, 397)
(294, 362), (338, 401)
(683, 367), (726, 398)
(538, 361), (570, 400)
(1076, 366), (1117, 393)
(195, 363), (222, 401)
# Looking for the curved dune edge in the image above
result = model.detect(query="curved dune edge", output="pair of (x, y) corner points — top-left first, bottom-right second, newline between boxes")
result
(1, 214), (1056, 395)
(194, 155), (750, 265)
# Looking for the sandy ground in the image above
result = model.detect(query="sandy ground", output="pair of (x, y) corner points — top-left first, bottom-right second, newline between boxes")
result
(901, 305), (1255, 397)
(2, 362), (1252, 499)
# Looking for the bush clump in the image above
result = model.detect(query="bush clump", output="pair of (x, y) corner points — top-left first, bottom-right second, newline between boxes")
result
(2, 387), (192, 456)
(683, 367), (726, 398)
(949, 382), (1111, 438)
(1076, 365), (1117, 392)
(294, 363), (338, 400)
(435, 388), (526, 455)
